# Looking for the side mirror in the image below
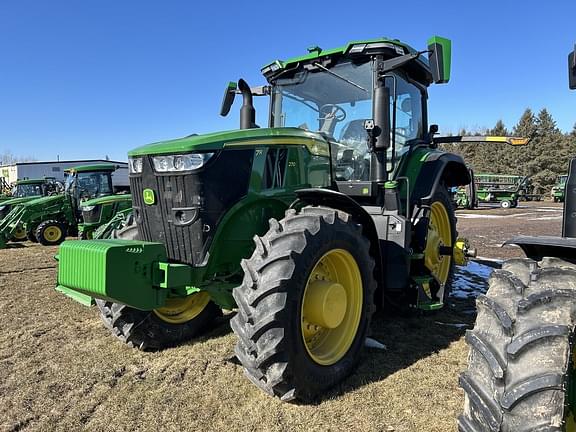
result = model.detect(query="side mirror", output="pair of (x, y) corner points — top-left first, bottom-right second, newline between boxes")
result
(569, 45), (576, 90)
(427, 36), (452, 84)
(220, 81), (237, 116)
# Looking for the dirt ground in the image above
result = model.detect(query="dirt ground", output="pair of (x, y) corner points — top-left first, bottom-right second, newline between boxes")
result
(0, 201), (563, 432)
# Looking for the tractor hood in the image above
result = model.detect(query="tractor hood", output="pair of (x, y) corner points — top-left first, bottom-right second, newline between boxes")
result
(128, 128), (330, 157)
(21, 194), (66, 208)
(0, 195), (42, 207)
(81, 194), (132, 208)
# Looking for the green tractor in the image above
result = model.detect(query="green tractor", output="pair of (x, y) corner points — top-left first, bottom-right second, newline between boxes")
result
(552, 174), (567, 202)
(0, 164), (127, 248)
(0, 178), (63, 217)
(458, 46), (576, 432)
(56, 36), (528, 401)
(0, 178), (64, 240)
(77, 194), (132, 239)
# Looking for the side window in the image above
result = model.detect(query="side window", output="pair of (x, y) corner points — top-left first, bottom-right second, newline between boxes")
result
(263, 148), (288, 189)
(392, 76), (423, 146)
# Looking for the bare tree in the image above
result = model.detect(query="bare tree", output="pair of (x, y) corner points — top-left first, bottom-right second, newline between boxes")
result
(0, 151), (37, 165)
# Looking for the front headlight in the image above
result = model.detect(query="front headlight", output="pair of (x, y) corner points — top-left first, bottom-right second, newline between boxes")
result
(129, 157), (143, 174)
(152, 153), (214, 173)
(0, 206), (5, 211)
(81, 205), (96, 212)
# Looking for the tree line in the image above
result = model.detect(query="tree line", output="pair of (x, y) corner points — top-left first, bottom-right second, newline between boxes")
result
(439, 108), (576, 193)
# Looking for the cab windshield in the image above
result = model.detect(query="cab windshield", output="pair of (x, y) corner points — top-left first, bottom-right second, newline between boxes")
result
(65, 171), (112, 198)
(271, 60), (424, 181)
(11, 183), (43, 197)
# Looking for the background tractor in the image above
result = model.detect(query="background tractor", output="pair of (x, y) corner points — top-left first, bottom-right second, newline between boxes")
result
(0, 178), (64, 241)
(552, 173), (568, 202)
(77, 193), (132, 239)
(0, 164), (127, 248)
(56, 36), (527, 401)
(458, 46), (576, 432)
(0, 178), (63, 219)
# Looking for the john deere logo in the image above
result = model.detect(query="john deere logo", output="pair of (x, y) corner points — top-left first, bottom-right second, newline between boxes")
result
(143, 189), (155, 205)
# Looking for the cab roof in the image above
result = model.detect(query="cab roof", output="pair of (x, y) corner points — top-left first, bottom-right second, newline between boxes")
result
(261, 37), (432, 84)
(65, 164), (117, 173)
(15, 178), (47, 185)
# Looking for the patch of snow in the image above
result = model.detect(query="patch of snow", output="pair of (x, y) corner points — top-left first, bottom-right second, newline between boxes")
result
(450, 260), (495, 300)
(365, 338), (387, 350)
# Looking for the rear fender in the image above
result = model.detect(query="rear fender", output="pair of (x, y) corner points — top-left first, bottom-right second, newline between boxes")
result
(411, 153), (470, 207)
(294, 188), (383, 302)
(505, 236), (576, 264)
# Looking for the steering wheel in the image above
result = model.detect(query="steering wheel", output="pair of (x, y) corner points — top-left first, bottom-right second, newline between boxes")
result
(319, 104), (346, 122)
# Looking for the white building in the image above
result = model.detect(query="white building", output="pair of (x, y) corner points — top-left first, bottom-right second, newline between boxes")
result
(0, 159), (129, 189)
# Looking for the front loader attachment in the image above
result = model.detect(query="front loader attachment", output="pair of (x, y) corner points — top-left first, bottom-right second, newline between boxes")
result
(0, 205), (27, 248)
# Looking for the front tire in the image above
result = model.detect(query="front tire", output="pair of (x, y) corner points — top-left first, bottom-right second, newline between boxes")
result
(95, 217), (221, 350)
(459, 258), (576, 431)
(231, 207), (376, 402)
(35, 220), (67, 246)
(500, 200), (511, 209)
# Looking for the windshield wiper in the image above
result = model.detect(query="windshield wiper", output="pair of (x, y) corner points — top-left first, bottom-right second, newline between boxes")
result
(312, 63), (367, 92)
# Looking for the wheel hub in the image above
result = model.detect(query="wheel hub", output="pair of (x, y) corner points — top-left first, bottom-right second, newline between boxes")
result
(44, 226), (62, 242)
(301, 249), (363, 365)
(303, 281), (347, 329)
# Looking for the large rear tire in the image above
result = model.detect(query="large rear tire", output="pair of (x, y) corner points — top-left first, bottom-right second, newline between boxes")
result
(231, 207), (376, 402)
(459, 257), (576, 431)
(95, 218), (221, 350)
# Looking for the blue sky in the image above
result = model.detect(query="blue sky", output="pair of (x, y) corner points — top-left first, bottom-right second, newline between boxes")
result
(1, 1), (575, 162)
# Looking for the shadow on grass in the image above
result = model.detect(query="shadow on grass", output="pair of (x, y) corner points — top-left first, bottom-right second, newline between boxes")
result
(310, 261), (497, 404)
(4, 242), (26, 248)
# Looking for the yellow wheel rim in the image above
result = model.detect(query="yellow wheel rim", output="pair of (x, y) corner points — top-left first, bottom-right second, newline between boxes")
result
(13, 226), (27, 240)
(153, 292), (211, 324)
(43, 226), (62, 242)
(424, 201), (452, 286)
(301, 249), (363, 366)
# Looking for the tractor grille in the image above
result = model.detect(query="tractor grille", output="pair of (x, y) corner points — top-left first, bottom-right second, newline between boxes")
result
(131, 149), (254, 266)
(82, 206), (102, 224)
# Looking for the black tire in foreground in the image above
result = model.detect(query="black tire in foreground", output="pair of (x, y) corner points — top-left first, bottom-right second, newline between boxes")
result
(459, 257), (576, 431)
(35, 220), (67, 246)
(95, 220), (221, 350)
(231, 206), (376, 402)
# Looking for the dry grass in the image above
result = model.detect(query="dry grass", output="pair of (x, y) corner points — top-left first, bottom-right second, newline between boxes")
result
(0, 241), (477, 432)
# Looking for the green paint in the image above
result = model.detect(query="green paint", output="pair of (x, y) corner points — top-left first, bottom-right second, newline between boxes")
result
(143, 189), (155, 205)
(65, 163), (117, 173)
(128, 127), (329, 157)
(261, 37), (422, 75)
(80, 194), (132, 207)
(427, 36), (452, 83)
(55, 285), (94, 307)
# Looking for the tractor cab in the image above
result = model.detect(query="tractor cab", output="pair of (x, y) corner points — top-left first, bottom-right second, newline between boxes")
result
(64, 164), (115, 203)
(264, 43), (430, 197)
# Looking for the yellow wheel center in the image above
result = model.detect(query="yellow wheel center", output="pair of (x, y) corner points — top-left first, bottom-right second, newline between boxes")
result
(44, 226), (62, 242)
(13, 226), (27, 240)
(301, 249), (362, 366)
(303, 281), (347, 329)
(154, 292), (211, 324)
(424, 201), (452, 286)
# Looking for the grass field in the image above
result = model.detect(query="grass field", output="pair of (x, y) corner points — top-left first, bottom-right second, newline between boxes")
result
(0, 202), (563, 432)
